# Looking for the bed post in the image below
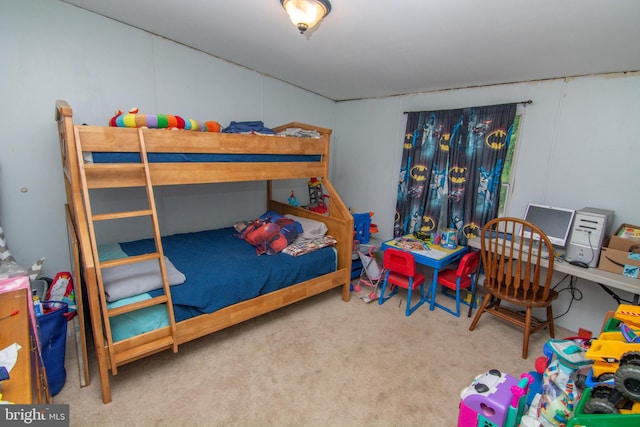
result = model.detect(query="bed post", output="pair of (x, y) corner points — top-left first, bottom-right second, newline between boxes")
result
(64, 204), (90, 387)
(266, 180), (273, 212)
(268, 122), (352, 301)
(56, 101), (113, 403)
(321, 179), (353, 301)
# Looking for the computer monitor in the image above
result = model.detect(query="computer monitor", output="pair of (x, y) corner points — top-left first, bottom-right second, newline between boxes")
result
(522, 203), (576, 247)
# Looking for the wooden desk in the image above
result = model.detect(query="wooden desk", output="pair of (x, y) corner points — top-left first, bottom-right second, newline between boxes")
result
(466, 237), (640, 314)
(382, 236), (467, 310)
(0, 288), (33, 403)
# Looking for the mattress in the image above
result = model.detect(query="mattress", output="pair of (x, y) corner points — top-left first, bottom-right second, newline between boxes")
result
(90, 152), (321, 163)
(104, 227), (337, 341)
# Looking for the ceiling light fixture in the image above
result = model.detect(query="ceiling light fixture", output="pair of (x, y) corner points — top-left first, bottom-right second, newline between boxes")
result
(281, 0), (331, 34)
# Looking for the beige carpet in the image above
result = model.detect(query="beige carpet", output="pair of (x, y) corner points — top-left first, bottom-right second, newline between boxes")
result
(54, 287), (573, 426)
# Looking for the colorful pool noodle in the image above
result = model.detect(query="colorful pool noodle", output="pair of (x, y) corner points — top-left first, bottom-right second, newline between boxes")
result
(109, 108), (220, 132)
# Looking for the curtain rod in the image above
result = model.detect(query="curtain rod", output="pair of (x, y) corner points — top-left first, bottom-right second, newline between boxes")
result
(403, 99), (533, 114)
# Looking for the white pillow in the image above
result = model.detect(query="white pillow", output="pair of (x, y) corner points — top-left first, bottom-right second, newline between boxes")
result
(102, 257), (186, 302)
(285, 214), (328, 242)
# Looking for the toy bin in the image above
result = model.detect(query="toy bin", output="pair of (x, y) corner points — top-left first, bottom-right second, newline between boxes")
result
(603, 317), (623, 333)
(353, 213), (371, 244)
(566, 387), (640, 427)
(37, 301), (68, 396)
(351, 251), (363, 280)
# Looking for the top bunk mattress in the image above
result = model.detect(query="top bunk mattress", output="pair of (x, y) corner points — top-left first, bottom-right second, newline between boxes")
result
(110, 227), (337, 323)
(81, 125), (327, 164)
(90, 152), (321, 163)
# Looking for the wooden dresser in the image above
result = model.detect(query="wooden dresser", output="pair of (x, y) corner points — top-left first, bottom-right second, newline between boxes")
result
(0, 288), (49, 403)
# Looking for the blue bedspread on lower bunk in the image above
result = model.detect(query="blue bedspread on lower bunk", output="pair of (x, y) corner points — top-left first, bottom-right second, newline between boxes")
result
(118, 227), (337, 323)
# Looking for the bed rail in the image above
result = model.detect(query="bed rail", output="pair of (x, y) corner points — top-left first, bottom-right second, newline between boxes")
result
(73, 119), (330, 188)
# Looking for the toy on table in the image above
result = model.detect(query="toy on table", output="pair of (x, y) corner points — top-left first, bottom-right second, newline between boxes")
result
(393, 236), (429, 252)
(440, 228), (458, 249)
(458, 369), (533, 427)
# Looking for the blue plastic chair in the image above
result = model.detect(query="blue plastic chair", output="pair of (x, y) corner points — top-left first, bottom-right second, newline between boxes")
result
(378, 248), (425, 316)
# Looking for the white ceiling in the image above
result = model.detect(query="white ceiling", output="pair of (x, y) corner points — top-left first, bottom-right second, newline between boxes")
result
(62, 0), (640, 102)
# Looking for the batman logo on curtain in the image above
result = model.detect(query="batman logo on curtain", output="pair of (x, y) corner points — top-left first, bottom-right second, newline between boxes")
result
(410, 165), (429, 181)
(486, 129), (508, 149)
(449, 166), (467, 184)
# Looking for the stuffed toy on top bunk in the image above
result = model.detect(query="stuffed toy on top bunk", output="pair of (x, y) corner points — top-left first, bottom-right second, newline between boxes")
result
(109, 107), (221, 132)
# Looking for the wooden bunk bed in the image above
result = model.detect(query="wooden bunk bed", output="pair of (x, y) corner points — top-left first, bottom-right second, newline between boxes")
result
(55, 100), (353, 403)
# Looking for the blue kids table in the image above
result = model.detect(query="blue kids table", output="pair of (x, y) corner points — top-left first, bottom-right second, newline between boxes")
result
(381, 235), (467, 310)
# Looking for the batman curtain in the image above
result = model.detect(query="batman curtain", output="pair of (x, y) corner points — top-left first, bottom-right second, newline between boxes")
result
(394, 103), (517, 245)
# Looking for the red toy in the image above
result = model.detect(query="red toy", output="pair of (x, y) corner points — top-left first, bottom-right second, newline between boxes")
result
(307, 177), (329, 214)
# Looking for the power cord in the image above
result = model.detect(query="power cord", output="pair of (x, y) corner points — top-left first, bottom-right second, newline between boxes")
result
(553, 274), (583, 320)
(516, 273), (582, 322)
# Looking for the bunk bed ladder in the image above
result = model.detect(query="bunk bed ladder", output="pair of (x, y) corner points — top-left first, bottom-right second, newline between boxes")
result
(73, 126), (178, 375)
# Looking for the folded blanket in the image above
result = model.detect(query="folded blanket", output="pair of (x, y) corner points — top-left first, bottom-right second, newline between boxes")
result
(107, 294), (169, 342)
(282, 236), (337, 257)
(102, 256), (186, 302)
(222, 121), (275, 135)
(285, 214), (328, 242)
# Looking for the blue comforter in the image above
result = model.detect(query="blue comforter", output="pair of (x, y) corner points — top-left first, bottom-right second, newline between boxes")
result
(119, 227), (337, 322)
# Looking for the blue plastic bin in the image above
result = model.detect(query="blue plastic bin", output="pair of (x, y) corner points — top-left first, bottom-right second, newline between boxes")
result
(353, 213), (371, 244)
(38, 301), (68, 396)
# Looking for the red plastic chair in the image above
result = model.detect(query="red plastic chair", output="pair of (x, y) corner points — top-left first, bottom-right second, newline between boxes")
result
(433, 251), (480, 317)
(378, 248), (425, 316)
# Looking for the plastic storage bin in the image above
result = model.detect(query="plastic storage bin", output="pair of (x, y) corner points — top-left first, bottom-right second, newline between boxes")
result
(351, 253), (363, 280)
(353, 213), (371, 244)
(566, 387), (640, 427)
(37, 301), (68, 396)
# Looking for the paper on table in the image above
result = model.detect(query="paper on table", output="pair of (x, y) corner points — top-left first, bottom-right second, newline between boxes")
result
(0, 343), (21, 373)
(412, 248), (448, 260)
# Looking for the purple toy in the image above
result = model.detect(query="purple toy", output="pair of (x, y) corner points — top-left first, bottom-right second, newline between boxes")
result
(458, 369), (519, 427)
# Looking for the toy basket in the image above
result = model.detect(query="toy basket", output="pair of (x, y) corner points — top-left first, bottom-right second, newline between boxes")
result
(38, 301), (68, 396)
(566, 387), (640, 427)
(353, 213), (371, 244)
